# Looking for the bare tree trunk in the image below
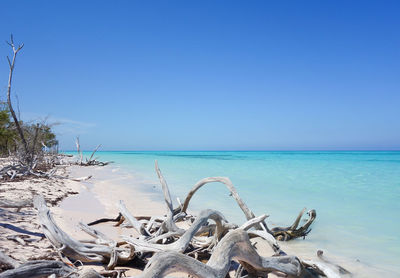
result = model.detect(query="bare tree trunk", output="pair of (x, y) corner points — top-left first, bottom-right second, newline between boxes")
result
(30, 123), (40, 167)
(6, 35), (29, 162)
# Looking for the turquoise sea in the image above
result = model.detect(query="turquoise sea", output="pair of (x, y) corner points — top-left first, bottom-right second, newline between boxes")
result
(71, 151), (400, 275)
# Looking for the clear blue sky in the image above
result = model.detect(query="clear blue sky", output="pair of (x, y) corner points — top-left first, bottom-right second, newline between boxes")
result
(1, 0), (399, 151)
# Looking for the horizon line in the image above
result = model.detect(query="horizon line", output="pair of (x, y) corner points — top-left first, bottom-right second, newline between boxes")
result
(61, 149), (400, 152)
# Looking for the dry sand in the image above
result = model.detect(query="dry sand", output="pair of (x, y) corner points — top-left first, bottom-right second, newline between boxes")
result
(0, 164), (81, 264)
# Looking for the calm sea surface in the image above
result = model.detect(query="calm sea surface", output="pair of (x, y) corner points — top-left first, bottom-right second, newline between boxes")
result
(69, 151), (400, 275)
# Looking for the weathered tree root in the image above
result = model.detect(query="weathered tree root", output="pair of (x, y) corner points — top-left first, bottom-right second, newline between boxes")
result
(0, 251), (20, 271)
(178, 173), (316, 241)
(271, 209), (317, 241)
(138, 229), (302, 278)
(124, 209), (226, 253)
(0, 260), (126, 278)
(33, 195), (134, 266)
(0, 260), (76, 278)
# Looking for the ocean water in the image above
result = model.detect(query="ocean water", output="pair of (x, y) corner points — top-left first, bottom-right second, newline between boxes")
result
(70, 151), (400, 275)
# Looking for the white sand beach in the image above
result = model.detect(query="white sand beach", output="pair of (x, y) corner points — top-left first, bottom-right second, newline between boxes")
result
(1, 162), (395, 277)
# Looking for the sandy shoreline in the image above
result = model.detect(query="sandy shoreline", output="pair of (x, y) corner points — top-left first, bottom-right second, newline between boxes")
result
(55, 164), (394, 277)
(1, 162), (397, 277)
(0, 164), (82, 263)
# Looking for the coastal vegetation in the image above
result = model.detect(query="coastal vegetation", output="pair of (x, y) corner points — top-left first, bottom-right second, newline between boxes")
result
(0, 102), (58, 158)
(0, 35), (58, 175)
(0, 36), (108, 180)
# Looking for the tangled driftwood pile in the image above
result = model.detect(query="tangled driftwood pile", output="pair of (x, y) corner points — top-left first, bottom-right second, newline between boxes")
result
(0, 161), (351, 278)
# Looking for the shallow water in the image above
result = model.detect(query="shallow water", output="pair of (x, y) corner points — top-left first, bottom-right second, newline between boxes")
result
(68, 151), (400, 276)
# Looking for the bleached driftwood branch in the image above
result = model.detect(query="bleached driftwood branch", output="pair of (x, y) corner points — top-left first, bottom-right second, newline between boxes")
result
(124, 209), (226, 253)
(74, 138), (110, 167)
(179, 175), (316, 241)
(154, 160), (185, 235)
(34, 195), (134, 266)
(181, 177), (257, 222)
(0, 260), (75, 278)
(0, 251), (20, 271)
(139, 229), (302, 278)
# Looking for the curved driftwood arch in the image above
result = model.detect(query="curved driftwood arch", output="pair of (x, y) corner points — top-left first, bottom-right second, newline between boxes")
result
(181, 177), (256, 221)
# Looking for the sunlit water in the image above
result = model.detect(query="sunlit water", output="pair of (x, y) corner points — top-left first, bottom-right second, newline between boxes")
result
(68, 151), (400, 275)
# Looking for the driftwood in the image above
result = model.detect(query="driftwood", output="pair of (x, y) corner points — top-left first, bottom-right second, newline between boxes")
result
(179, 175), (317, 241)
(0, 154), (93, 181)
(0, 160), (350, 278)
(0, 251), (20, 271)
(124, 209), (226, 253)
(300, 250), (352, 278)
(0, 199), (32, 209)
(271, 209), (317, 241)
(34, 195), (134, 266)
(74, 138), (111, 166)
(139, 229), (302, 278)
(154, 160), (185, 235)
(0, 260), (75, 278)
(181, 177), (257, 222)
(118, 200), (150, 236)
(0, 260), (119, 278)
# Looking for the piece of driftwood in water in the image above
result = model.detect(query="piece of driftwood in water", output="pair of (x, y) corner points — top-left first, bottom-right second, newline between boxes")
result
(139, 229), (302, 278)
(271, 209), (317, 241)
(34, 195), (134, 266)
(0, 260), (76, 278)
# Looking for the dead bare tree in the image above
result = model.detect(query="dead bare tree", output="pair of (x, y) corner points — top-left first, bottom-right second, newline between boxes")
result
(6, 34), (30, 165)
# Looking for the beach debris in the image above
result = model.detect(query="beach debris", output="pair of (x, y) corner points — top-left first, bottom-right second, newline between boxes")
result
(0, 260), (75, 278)
(33, 195), (135, 267)
(1, 160), (350, 277)
(0, 155), (94, 181)
(177, 170), (316, 241)
(270, 208), (317, 241)
(0, 250), (20, 271)
(74, 137), (112, 167)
